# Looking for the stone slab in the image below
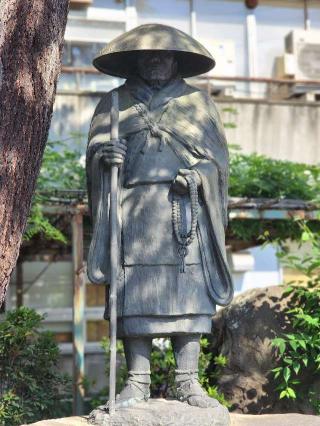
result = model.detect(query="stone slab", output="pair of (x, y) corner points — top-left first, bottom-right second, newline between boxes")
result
(230, 413), (320, 426)
(27, 399), (229, 426)
(26, 399), (320, 426)
(26, 418), (87, 426)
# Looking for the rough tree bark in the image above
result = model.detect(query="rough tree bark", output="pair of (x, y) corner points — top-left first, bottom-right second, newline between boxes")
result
(0, 0), (69, 306)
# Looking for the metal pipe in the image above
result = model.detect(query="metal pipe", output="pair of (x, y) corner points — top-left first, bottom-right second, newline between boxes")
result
(246, 12), (258, 97)
(304, 0), (310, 30)
(62, 66), (100, 74)
(198, 75), (320, 86)
(125, 0), (137, 31)
(16, 260), (23, 308)
(72, 213), (86, 416)
(189, 0), (196, 37)
(246, 13), (258, 77)
(60, 66), (320, 86)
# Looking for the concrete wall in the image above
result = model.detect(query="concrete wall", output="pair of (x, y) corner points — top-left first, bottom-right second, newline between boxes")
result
(220, 99), (320, 164)
(50, 92), (320, 165)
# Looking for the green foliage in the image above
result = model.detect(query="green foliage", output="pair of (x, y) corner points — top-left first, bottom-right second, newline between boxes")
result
(197, 339), (230, 408)
(0, 307), (71, 425)
(24, 199), (67, 243)
(25, 137), (86, 242)
(37, 138), (86, 191)
(229, 151), (320, 201)
(271, 222), (320, 413)
(228, 218), (320, 246)
(149, 339), (176, 398)
(89, 338), (230, 408)
(228, 147), (320, 244)
(222, 107), (238, 130)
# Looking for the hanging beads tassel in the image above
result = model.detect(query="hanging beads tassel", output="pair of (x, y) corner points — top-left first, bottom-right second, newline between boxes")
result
(172, 172), (199, 273)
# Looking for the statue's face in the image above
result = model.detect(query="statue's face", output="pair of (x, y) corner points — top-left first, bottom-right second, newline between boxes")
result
(137, 51), (177, 84)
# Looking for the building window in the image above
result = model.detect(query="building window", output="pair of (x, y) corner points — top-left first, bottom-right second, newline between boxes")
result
(63, 41), (105, 68)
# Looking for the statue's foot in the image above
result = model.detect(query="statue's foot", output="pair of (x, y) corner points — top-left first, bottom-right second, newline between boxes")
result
(115, 379), (150, 408)
(176, 379), (220, 408)
(89, 380), (150, 420)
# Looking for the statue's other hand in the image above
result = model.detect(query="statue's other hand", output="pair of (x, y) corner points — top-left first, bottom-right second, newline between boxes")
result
(97, 139), (127, 167)
(172, 174), (188, 195)
(172, 169), (201, 195)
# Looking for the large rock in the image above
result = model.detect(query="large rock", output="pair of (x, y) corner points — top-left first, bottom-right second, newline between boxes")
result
(210, 286), (317, 414)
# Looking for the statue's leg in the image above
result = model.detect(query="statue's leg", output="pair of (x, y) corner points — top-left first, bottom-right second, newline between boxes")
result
(113, 336), (152, 408)
(172, 334), (219, 408)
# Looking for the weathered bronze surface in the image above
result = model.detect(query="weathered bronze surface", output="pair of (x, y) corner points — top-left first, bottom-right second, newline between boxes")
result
(86, 23), (233, 418)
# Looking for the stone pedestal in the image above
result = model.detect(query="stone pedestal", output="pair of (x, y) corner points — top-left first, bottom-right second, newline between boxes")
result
(88, 399), (230, 426)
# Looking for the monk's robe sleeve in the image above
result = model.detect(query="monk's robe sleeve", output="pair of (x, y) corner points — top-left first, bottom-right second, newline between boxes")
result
(191, 95), (229, 230)
(86, 94), (111, 219)
(86, 92), (114, 284)
(189, 94), (233, 306)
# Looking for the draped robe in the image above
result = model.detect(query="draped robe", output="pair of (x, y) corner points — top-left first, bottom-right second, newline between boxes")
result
(86, 77), (234, 337)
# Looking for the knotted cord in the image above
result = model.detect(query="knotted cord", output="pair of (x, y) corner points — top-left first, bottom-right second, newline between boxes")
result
(134, 103), (168, 153)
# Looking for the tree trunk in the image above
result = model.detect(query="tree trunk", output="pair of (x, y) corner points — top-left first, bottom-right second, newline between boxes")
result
(0, 0), (69, 306)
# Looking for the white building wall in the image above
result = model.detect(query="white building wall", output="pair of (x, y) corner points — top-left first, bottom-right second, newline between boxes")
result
(136, 0), (191, 34)
(60, 0), (320, 97)
(195, 0), (248, 77)
(232, 245), (282, 296)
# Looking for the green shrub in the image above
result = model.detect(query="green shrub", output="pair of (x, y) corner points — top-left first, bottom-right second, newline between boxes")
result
(272, 221), (320, 413)
(0, 307), (71, 425)
(228, 150), (320, 245)
(229, 151), (320, 201)
(25, 137), (86, 243)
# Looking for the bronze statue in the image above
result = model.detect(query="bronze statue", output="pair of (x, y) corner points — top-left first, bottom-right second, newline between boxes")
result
(86, 23), (233, 412)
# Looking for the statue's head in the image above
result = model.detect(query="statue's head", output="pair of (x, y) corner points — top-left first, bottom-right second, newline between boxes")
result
(136, 51), (178, 87)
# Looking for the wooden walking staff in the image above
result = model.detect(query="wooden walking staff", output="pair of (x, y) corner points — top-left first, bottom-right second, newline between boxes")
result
(109, 90), (120, 416)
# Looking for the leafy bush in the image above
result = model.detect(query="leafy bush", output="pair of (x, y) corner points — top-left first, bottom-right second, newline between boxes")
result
(229, 150), (320, 201)
(89, 337), (229, 409)
(272, 221), (320, 413)
(228, 147), (320, 244)
(0, 307), (71, 425)
(25, 137), (86, 243)
(37, 138), (86, 191)
(24, 200), (67, 243)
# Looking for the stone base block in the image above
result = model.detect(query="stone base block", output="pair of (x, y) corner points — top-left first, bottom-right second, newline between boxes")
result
(88, 398), (230, 426)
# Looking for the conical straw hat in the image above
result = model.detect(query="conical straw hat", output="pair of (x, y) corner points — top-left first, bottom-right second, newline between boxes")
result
(93, 23), (215, 78)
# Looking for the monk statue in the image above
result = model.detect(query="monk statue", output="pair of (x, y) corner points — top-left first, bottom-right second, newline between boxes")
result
(86, 23), (234, 411)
